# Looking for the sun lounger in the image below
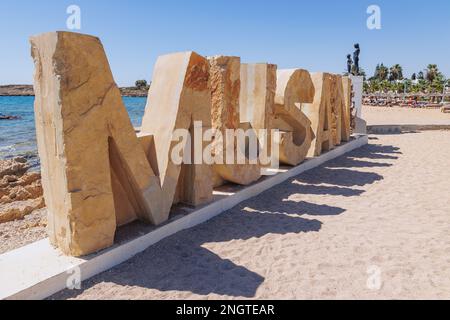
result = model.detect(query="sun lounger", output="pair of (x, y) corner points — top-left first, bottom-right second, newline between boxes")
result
(441, 105), (450, 113)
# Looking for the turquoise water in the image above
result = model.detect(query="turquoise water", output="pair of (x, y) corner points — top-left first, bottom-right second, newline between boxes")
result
(0, 96), (147, 170)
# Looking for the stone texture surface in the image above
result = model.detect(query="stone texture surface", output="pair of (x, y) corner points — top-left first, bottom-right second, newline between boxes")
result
(303, 73), (335, 157)
(208, 56), (261, 186)
(0, 158), (44, 223)
(239, 63), (279, 169)
(31, 32), (160, 256)
(209, 56), (241, 132)
(141, 51), (213, 207)
(240, 63), (277, 131)
(329, 74), (342, 146)
(274, 69), (315, 166)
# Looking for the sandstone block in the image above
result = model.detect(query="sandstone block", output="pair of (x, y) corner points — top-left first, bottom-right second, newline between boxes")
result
(240, 63), (277, 131)
(274, 69), (315, 166)
(31, 32), (161, 256)
(208, 56), (261, 186)
(304, 73), (335, 157)
(141, 51), (213, 207)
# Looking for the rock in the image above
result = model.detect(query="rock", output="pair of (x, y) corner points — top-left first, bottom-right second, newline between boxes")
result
(0, 115), (22, 120)
(119, 87), (149, 97)
(0, 85), (34, 96)
(0, 158), (29, 179)
(0, 158), (44, 224)
(5, 175), (18, 183)
(207, 55), (261, 186)
(14, 157), (27, 164)
(0, 197), (45, 224)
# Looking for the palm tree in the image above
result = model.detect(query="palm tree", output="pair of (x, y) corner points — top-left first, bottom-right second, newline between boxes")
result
(418, 71), (425, 80)
(380, 80), (392, 93)
(418, 79), (428, 92)
(374, 63), (389, 81)
(368, 79), (381, 93)
(402, 79), (412, 93)
(389, 64), (404, 81)
(425, 64), (440, 83)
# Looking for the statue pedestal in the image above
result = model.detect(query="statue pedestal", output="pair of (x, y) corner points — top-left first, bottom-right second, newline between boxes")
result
(349, 75), (366, 134)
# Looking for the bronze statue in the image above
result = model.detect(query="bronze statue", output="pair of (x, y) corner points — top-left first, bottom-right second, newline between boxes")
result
(353, 43), (360, 75)
(347, 54), (353, 74)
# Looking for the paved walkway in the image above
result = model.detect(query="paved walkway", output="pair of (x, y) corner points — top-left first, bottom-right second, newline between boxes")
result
(52, 131), (450, 300)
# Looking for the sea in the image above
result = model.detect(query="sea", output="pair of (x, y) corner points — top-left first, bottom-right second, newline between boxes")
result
(0, 96), (147, 171)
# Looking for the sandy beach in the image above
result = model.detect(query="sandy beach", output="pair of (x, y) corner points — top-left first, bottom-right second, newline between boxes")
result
(0, 208), (46, 255)
(363, 105), (450, 126)
(48, 130), (450, 300)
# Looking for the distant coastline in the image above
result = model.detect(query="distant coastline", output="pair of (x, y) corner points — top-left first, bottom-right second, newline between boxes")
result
(0, 85), (148, 97)
(0, 85), (34, 96)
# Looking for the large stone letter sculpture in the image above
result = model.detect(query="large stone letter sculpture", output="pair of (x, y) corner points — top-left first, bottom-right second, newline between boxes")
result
(303, 73), (335, 157)
(240, 64), (315, 166)
(31, 32), (161, 256)
(140, 52), (213, 207)
(30, 31), (354, 257)
(274, 69), (315, 166)
(208, 56), (261, 186)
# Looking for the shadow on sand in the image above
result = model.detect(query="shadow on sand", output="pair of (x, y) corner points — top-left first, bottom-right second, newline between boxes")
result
(51, 142), (400, 299)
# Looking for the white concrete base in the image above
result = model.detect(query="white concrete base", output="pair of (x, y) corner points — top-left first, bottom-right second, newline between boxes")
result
(0, 135), (368, 300)
(354, 117), (367, 134)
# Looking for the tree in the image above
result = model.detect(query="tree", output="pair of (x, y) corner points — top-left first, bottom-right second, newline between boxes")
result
(418, 71), (425, 80)
(389, 64), (404, 81)
(135, 80), (148, 89)
(411, 73), (417, 81)
(425, 64), (440, 83)
(380, 80), (392, 93)
(374, 63), (389, 81)
(366, 79), (381, 93)
(402, 79), (412, 93)
(363, 81), (370, 94)
(373, 64), (380, 79)
(418, 79), (428, 92)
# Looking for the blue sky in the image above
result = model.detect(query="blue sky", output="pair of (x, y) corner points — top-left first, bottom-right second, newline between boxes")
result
(0, 0), (449, 86)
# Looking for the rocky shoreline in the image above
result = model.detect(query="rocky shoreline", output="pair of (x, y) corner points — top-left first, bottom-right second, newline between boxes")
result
(0, 85), (34, 96)
(0, 85), (149, 97)
(0, 157), (45, 223)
